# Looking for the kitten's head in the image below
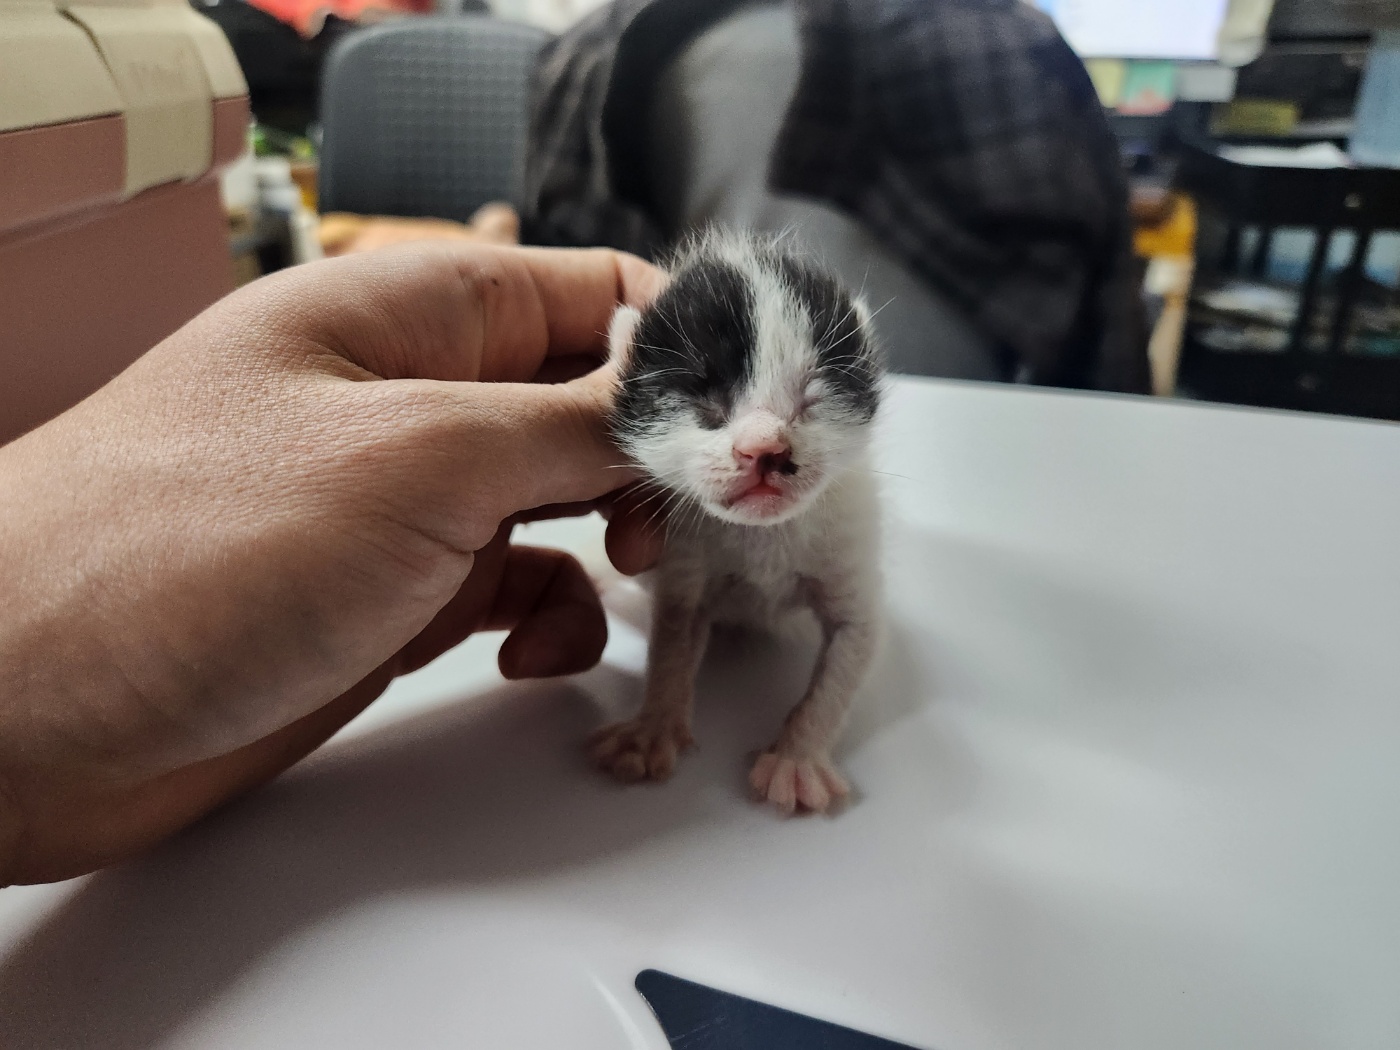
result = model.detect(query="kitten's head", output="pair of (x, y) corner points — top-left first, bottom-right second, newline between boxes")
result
(611, 234), (882, 527)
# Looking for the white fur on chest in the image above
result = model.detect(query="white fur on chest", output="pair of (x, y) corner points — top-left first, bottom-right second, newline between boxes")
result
(656, 457), (881, 629)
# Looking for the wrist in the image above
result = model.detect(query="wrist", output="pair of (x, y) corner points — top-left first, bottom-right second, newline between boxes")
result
(0, 427), (189, 778)
(0, 435), (150, 881)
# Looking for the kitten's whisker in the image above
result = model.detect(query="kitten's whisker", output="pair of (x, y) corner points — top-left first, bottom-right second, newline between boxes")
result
(858, 468), (913, 482)
(633, 486), (675, 514)
(820, 320), (869, 358)
(627, 367), (691, 384)
(628, 353), (685, 365)
(818, 298), (859, 348)
(822, 348), (875, 364)
(867, 296), (896, 321)
(644, 487), (693, 533)
(656, 309), (691, 348)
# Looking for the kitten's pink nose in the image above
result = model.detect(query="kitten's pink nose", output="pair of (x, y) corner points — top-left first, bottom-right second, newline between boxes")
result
(733, 436), (793, 477)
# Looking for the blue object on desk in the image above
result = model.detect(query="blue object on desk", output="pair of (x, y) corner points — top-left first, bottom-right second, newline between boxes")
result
(1352, 30), (1400, 169)
(636, 970), (926, 1049)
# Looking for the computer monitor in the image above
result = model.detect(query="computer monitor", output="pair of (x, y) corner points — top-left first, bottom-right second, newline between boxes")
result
(1034, 0), (1232, 60)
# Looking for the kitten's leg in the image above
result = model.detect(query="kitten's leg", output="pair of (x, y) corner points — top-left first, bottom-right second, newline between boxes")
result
(590, 598), (711, 783)
(750, 594), (879, 814)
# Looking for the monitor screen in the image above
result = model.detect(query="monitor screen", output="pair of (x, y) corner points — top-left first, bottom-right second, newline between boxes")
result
(1035, 0), (1232, 60)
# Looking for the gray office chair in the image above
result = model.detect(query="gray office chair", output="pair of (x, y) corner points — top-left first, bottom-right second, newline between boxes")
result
(318, 15), (550, 223)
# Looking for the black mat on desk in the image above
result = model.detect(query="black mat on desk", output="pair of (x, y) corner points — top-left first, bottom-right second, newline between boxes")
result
(636, 969), (925, 1049)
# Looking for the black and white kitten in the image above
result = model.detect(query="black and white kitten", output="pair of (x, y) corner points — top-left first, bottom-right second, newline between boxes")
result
(591, 232), (884, 814)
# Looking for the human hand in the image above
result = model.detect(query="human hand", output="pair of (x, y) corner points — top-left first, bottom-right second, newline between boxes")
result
(0, 243), (666, 884)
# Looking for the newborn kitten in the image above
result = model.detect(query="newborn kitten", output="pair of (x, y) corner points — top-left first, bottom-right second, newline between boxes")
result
(590, 232), (883, 814)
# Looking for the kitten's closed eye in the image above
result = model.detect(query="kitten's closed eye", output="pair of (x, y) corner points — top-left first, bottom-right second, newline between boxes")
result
(695, 400), (728, 429)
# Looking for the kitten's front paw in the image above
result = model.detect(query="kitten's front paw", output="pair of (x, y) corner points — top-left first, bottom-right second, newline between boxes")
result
(589, 714), (694, 783)
(748, 752), (850, 815)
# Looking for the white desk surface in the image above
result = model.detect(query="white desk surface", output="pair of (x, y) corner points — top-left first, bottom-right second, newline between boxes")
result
(3, 378), (1399, 1049)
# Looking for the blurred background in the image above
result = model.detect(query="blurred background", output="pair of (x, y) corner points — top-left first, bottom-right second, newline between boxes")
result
(4, 0), (1400, 438)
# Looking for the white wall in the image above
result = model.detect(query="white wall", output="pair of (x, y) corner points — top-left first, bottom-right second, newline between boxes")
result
(487, 0), (609, 33)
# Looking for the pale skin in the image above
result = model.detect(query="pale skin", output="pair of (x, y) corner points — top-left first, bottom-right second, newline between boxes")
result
(588, 596), (710, 783)
(0, 243), (668, 887)
(753, 586), (878, 812)
(590, 572), (875, 814)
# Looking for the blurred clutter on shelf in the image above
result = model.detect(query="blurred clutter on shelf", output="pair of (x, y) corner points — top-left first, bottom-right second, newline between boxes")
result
(4, 0), (1399, 437)
(1063, 0), (1400, 419)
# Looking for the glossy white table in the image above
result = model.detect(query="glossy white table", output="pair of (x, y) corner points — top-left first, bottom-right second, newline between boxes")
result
(3, 379), (1399, 1049)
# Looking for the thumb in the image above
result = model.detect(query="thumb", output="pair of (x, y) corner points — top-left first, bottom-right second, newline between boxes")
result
(431, 361), (639, 524)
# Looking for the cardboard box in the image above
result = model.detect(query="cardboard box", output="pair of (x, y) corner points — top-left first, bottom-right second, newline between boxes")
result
(0, 0), (250, 446)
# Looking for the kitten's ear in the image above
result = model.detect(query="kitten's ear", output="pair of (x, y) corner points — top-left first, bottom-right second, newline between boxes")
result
(852, 296), (873, 331)
(607, 305), (643, 364)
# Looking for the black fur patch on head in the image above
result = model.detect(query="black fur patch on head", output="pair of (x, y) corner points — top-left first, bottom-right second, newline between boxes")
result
(613, 259), (755, 437)
(775, 254), (881, 422)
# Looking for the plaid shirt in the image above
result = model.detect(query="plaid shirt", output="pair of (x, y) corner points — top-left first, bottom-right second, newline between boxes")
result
(525, 0), (1149, 393)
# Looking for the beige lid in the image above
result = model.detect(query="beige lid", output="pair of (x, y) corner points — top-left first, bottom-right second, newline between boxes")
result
(55, 0), (249, 195)
(61, 0), (248, 98)
(0, 0), (123, 133)
(180, 1), (249, 100)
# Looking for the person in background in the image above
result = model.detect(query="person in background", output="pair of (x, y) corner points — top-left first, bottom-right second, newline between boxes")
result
(525, 0), (1150, 392)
